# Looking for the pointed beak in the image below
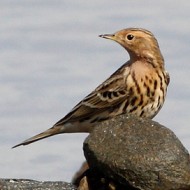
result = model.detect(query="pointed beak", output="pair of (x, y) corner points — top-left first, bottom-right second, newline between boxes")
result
(99, 33), (116, 40)
(99, 32), (124, 47)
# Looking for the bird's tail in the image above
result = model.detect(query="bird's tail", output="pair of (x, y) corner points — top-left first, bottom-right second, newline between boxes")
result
(12, 126), (62, 148)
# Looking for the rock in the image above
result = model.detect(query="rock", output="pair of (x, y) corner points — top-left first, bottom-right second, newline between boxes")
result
(0, 178), (76, 190)
(77, 168), (136, 190)
(83, 114), (190, 190)
(72, 161), (89, 186)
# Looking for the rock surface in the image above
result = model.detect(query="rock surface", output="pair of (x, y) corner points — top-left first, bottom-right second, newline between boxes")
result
(84, 114), (190, 190)
(0, 179), (76, 190)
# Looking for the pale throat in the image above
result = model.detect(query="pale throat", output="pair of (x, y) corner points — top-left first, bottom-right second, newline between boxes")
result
(130, 60), (156, 80)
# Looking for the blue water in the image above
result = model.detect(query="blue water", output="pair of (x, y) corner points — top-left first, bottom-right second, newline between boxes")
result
(0, 0), (190, 182)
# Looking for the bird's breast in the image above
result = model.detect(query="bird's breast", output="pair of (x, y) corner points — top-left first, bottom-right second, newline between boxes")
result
(124, 66), (168, 119)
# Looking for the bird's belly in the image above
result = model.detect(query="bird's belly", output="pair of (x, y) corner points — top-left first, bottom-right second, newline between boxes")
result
(136, 92), (165, 119)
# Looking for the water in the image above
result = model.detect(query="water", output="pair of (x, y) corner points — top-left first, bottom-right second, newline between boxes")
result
(0, 0), (190, 182)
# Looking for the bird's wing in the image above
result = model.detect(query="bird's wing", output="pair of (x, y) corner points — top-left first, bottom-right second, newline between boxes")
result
(55, 66), (131, 126)
(12, 71), (131, 148)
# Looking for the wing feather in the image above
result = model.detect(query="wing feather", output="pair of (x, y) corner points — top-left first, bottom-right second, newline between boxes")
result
(55, 63), (130, 125)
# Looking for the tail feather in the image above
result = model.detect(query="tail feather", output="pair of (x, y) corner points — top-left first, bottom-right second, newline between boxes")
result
(12, 127), (61, 148)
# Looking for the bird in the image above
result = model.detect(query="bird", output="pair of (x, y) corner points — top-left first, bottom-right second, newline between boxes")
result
(13, 28), (170, 148)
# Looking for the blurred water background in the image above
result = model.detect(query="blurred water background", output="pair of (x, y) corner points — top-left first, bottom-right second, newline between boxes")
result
(0, 0), (190, 182)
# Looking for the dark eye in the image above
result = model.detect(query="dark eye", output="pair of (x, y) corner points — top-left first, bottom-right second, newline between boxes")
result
(127, 34), (134, 40)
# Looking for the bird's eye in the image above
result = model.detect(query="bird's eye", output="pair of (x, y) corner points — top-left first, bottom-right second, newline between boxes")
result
(127, 34), (134, 40)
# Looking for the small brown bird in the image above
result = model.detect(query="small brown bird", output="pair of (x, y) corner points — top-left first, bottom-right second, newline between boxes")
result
(13, 28), (170, 148)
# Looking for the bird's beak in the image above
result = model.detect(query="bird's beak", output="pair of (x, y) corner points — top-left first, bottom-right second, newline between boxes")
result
(99, 33), (116, 41)
(99, 32), (124, 48)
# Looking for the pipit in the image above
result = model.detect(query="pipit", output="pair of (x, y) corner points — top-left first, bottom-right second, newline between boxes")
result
(13, 28), (170, 148)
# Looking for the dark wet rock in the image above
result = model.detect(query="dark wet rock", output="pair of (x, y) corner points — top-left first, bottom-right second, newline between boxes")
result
(84, 114), (190, 190)
(0, 178), (76, 190)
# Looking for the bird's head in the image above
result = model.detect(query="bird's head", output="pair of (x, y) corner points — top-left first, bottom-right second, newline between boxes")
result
(99, 28), (163, 62)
